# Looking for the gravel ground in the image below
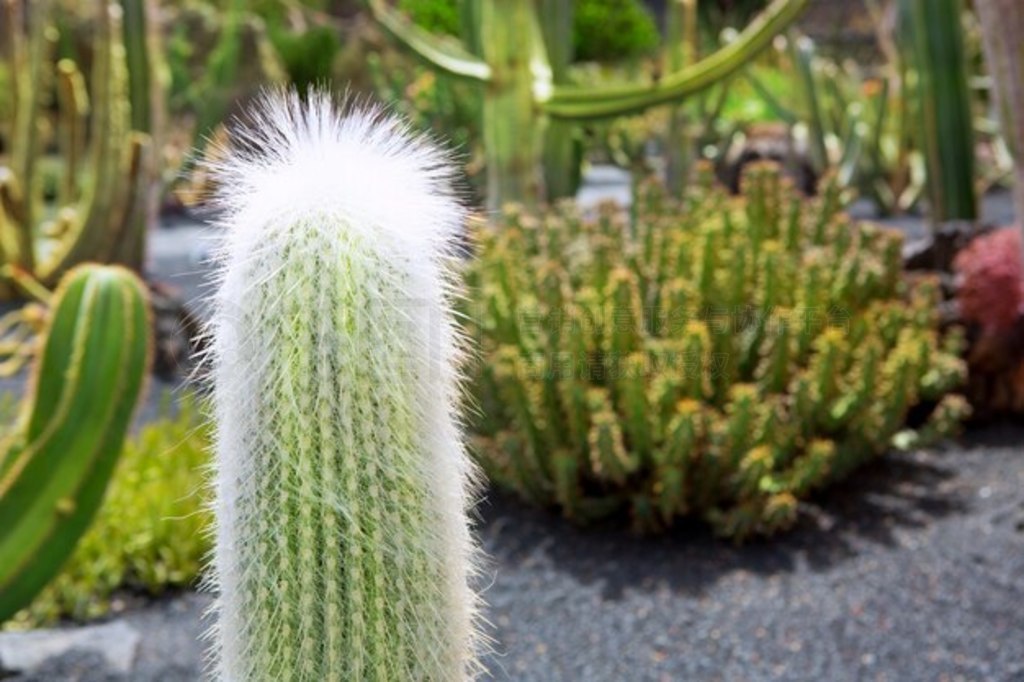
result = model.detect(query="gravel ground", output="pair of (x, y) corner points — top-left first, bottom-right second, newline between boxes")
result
(5, 425), (1023, 681)
(478, 426), (1024, 681)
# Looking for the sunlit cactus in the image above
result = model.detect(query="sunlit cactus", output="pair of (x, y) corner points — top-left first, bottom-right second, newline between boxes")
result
(0, 265), (151, 622)
(205, 90), (482, 680)
(365, 0), (810, 207)
(466, 163), (968, 540)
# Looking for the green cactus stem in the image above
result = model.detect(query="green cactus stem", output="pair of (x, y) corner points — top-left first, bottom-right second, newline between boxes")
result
(902, 0), (978, 224)
(0, 0), (156, 296)
(0, 265), (151, 622)
(366, 0), (809, 207)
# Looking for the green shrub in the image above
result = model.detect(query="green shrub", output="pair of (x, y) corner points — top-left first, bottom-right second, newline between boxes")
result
(465, 164), (968, 539)
(572, 0), (659, 62)
(8, 393), (211, 628)
(269, 24), (342, 94)
(397, 0), (659, 62)
(397, 0), (462, 36)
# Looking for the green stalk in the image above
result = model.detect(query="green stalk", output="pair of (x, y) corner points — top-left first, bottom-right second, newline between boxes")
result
(539, 0), (579, 200)
(459, 0), (483, 57)
(0, 265), (151, 622)
(543, 0), (809, 120)
(480, 0), (546, 209)
(5, 0), (51, 271)
(790, 32), (829, 173)
(903, 0), (977, 223)
(665, 0), (699, 192)
(40, 2), (134, 283)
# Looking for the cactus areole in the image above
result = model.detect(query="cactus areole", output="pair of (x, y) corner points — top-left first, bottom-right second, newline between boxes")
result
(206, 91), (482, 681)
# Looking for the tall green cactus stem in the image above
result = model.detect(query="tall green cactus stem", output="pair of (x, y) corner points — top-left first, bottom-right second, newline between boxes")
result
(0, 265), (151, 622)
(480, 0), (547, 207)
(665, 0), (699, 192)
(366, 0), (809, 208)
(539, 0), (580, 201)
(207, 91), (482, 680)
(902, 0), (977, 224)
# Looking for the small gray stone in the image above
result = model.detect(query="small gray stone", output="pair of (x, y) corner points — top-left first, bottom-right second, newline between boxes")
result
(0, 620), (140, 676)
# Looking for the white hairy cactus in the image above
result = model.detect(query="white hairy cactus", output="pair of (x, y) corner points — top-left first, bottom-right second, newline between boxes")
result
(204, 90), (483, 681)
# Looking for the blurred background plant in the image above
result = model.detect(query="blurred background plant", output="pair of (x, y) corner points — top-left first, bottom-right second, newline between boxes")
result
(0, 0), (157, 295)
(365, 0), (811, 208)
(465, 164), (967, 539)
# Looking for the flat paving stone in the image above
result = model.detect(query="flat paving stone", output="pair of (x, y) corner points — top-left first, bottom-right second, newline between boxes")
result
(0, 620), (139, 677)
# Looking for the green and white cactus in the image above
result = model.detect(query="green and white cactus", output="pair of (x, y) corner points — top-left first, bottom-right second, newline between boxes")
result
(206, 91), (483, 681)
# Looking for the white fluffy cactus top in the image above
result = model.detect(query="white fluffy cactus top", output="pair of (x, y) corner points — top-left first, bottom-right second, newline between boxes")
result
(205, 90), (483, 681)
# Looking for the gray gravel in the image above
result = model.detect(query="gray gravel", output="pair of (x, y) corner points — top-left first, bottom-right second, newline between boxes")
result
(477, 427), (1024, 681)
(5, 425), (1022, 681)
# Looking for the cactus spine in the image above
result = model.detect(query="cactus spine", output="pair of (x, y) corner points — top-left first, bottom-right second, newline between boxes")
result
(0, 265), (151, 622)
(207, 91), (481, 681)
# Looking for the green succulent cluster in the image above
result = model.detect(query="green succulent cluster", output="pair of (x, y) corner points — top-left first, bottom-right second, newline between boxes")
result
(466, 164), (969, 539)
(7, 393), (211, 628)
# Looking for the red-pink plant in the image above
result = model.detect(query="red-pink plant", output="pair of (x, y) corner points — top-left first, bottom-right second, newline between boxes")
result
(954, 227), (1024, 333)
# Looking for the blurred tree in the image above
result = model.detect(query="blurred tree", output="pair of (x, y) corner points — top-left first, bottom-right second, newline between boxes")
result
(975, 0), (1024, 257)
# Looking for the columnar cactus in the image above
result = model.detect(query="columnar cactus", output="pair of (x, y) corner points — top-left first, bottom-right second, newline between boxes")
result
(206, 91), (482, 681)
(0, 265), (152, 622)
(366, 0), (810, 207)
(0, 0), (156, 294)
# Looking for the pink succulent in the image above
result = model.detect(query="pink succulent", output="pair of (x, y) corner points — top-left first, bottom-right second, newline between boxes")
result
(954, 228), (1024, 333)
